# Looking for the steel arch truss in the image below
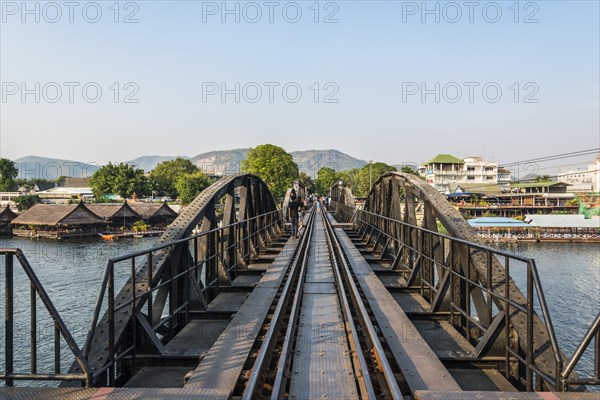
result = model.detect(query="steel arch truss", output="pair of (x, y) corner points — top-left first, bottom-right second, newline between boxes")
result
(70, 174), (283, 386)
(330, 172), (567, 391)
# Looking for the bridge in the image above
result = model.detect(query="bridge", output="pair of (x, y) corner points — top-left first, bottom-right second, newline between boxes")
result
(1, 173), (598, 399)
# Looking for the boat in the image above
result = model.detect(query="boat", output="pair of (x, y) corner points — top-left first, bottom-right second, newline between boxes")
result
(99, 233), (118, 241)
(132, 234), (144, 238)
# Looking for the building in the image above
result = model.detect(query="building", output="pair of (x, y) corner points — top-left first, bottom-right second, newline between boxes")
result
(87, 203), (142, 229)
(0, 205), (18, 235)
(11, 202), (104, 239)
(510, 181), (570, 194)
(558, 155), (600, 193)
(129, 201), (179, 227)
(419, 154), (511, 193)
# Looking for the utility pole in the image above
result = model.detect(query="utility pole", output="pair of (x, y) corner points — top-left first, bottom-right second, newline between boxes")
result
(369, 160), (373, 192)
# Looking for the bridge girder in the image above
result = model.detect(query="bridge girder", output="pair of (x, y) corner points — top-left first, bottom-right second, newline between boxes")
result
(330, 172), (566, 391)
(67, 173), (282, 386)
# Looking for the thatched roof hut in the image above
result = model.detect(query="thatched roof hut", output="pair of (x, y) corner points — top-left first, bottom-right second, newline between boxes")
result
(0, 205), (18, 223)
(12, 202), (104, 226)
(129, 201), (178, 220)
(87, 203), (141, 221)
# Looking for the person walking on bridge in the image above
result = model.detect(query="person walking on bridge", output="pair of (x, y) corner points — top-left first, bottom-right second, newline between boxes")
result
(288, 196), (303, 238)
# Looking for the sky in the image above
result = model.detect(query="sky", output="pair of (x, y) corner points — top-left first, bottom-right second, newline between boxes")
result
(1, 0), (599, 171)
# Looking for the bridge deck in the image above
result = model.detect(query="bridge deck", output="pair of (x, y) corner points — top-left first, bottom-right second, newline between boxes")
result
(331, 214), (463, 392)
(183, 236), (301, 396)
(288, 212), (358, 399)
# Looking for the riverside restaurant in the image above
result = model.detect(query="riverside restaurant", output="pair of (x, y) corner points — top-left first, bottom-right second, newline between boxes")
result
(11, 202), (105, 239)
(10, 201), (180, 239)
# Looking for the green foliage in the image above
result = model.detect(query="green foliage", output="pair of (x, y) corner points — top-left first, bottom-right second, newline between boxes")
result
(132, 220), (150, 232)
(89, 162), (150, 199)
(354, 162), (397, 197)
(0, 158), (18, 192)
(400, 166), (423, 179)
(534, 175), (552, 182)
(14, 195), (40, 211)
(176, 171), (211, 205)
(338, 168), (360, 195)
(315, 167), (340, 194)
(241, 144), (299, 198)
(298, 171), (315, 194)
(149, 157), (198, 197)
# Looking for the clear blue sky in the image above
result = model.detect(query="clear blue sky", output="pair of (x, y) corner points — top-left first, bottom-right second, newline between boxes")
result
(1, 0), (599, 169)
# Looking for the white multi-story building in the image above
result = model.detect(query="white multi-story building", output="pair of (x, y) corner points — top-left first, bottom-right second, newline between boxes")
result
(558, 155), (600, 193)
(419, 154), (511, 193)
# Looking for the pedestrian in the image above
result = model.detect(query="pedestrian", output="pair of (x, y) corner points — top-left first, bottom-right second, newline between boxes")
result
(288, 196), (303, 238)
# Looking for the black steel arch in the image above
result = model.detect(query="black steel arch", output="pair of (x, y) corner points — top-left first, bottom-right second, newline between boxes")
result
(69, 173), (283, 385)
(330, 172), (567, 391)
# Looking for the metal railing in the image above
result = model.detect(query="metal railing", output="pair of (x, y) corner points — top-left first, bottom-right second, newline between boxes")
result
(562, 311), (600, 389)
(84, 209), (283, 386)
(332, 202), (566, 391)
(0, 249), (92, 387)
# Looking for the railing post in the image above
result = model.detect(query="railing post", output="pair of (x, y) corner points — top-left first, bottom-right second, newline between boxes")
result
(526, 265), (534, 391)
(108, 261), (115, 386)
(4, 253), (14, 387)
(30, 283), (37, 375)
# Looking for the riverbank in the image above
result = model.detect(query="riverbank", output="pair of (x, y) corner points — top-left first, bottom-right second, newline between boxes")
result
(478, 233), (600, 243)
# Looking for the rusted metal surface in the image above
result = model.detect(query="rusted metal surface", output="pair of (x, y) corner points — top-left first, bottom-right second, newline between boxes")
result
(67, 174), (282, 386)
(329, 172), (572, 391)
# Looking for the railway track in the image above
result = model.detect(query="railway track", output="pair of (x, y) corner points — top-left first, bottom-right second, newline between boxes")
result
(234, 206), (405, 399)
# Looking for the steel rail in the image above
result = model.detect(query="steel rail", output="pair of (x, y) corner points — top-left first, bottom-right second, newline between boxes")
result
(322, 209), (404, 399)
(269, 210), (316, 399)
(242, 209), (316, 399)
(321, 209), (377, 399)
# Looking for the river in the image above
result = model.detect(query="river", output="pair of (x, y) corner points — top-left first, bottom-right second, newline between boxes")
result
(0, 237), (598, 390)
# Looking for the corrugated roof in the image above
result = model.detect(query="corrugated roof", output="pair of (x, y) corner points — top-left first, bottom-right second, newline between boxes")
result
(512, 181), (569, 188)
(525, 214), (600, 229)
(469, 217), (530, 227)
(449, 183), (503, 196)
(426, 154), (464, 164)
(12, 203), (104, 226)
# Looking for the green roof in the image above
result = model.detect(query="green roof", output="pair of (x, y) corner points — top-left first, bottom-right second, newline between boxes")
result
(426, 154), (464, 164)
(511, 181), (567, 188)
(449, 183), (503, 195)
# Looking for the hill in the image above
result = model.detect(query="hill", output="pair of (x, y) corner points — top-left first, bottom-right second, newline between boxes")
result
(10, 149), (367, 180)
(127, 155), (189, 171)
(291, 149), (366, 174)
(13, 156), (100, 180)
(189, 148), (366, 175)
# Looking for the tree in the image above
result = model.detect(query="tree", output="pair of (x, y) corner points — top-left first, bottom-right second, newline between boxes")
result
(298, 171), (315, 194)
(338, 168), (360, 195)
(176, 172), (211, 205)
(149, 158), (198, 197)
(14, 195), (40, 211)
(89, 162), (150, 199)
(355, 162), (397, 197)
(0, 158), (18, 192)
(241, 144), (299, 198)
(315, 167), (340, 194)
(401, 166), (419, 176)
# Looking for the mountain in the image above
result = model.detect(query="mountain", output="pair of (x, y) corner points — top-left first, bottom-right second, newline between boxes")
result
(189, 148), (366, 175)
(13, 156), (100, 180)
(127, 155), (189, 171)
(11, 149), (367, 179)
(291, 149), (366, 174)
(190, 148), (250, 174)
